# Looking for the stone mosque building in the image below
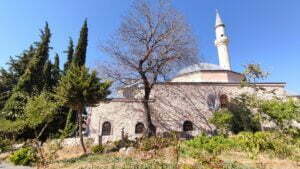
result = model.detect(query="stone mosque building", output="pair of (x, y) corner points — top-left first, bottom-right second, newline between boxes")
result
(87, 12), (287, 143)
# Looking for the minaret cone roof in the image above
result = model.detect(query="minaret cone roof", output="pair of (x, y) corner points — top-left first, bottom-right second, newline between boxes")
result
(215, 10), (225, 27)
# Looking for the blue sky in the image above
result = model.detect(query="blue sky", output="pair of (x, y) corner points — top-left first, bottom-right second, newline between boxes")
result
(0, 0), (299, 94)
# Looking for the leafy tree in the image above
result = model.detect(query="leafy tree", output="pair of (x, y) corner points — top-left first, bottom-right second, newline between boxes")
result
(64, 38), (74, 72)
(73, 20), (88, 66)
(55, 64), (111, 153)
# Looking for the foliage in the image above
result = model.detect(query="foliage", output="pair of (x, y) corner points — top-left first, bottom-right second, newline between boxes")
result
(55, 64), (111, 111)
(2, 23), (52, 120)
(73, 20), (88, 66)
(260, 99), (300, 131)
(138, 136), (175, 151)
(210, 109), (233, 135)
(0, 138), (12, 152)
(60, 109), (77, 138)
(24, 92), (60, 129)
(241, 63), (268, 89)
(0, 46), (35, 110)
(9, 147), (37, 166)
(232, 131), (297, 159)
(64, 38), (74, 72)
(55, 64), (111, 153)
(183, 135), (234, 156)
(91, 145), (104, 154)
(0, 91), (29, 120)
(182, 131), (300, 159)
(210, 94), (260, 134)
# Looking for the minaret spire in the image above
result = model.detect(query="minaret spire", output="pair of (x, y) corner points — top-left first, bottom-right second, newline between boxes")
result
(215, 10), (224, 27)
(214, 10), (231, 70)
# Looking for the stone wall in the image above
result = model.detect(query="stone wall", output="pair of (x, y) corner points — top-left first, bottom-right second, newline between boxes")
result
(88, 83), (286, 144)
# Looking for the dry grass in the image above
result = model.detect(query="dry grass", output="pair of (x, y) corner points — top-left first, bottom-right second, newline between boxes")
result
(1, 143), (295, 169)
(219, 151), (300, 169)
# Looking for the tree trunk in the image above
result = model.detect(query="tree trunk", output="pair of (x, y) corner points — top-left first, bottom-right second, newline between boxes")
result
(78, 108), (87, 154)
(143, 86), (156, 137)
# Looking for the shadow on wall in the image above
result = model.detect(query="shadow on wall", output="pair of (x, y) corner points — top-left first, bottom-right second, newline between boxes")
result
(152, 85), (228, 135)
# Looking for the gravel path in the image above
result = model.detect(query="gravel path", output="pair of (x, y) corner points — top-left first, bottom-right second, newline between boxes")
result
(0, 162), (33, 169)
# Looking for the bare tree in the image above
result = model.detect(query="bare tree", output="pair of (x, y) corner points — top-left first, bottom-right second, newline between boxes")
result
(101, 0), (198, 136)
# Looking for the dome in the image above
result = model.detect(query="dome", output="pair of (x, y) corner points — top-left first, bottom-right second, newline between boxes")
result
(176, 63), (223, 76)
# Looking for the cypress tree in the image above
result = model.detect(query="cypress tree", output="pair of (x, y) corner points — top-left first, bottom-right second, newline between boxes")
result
(64, 38), (74, 72)
(52, 53), (60, 87)
(73, 20), (88, 66)
(43, 60), (52, 91)
(14, 22), (51, 94)
(0, 46), (36, 110)
(2, 23), (51, 119)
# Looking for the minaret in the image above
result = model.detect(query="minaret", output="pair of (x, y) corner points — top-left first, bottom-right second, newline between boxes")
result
(214, 10), (231, 70)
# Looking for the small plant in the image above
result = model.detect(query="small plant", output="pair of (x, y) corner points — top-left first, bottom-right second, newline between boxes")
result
(9, 147), (37, 166)
(138, 137), (175, 151)
(91, 145), (104, 154)
(184, 134), (235, 156)
(0, 138), (12, 153)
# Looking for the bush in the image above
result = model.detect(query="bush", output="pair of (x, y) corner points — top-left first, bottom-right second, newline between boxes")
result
(233, 131), (294, 158)
(260, 99), (300, 133)
(138, 137), (175, 151)
(182, 131), (299, 159)
(91, 145), (104, 154)
(113, 138), (137, 150)
(9, 147), (37, 166)
(210, 109), (233, 135)
(184, 135), (234, 156)
(0, 138), (12, 153)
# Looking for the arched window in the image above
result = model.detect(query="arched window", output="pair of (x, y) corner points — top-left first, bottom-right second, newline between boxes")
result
(207, 94), (217, 110)
(183, 121), (193, 132)
(102, 121), (111, 136)
(220, 94), (228, 108)
(135, 122), (145, 134)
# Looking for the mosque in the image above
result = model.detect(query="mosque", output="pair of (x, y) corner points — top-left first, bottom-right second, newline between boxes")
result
(87, 12), (287, 143)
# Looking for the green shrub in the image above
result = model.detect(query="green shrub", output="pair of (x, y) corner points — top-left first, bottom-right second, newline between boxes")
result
(0, 138), (12, 152)
(260, 99), (300, 133)
(91, 145), (104, 154)
(183, 131), (299, 159)
(184, 135), (235, 156)
(9, 147), (37, 166)
(210, 109), (233, 135)
(233, 131), (294, 158)
(138, 137), (175, 151)
(113, 138), (137, 150)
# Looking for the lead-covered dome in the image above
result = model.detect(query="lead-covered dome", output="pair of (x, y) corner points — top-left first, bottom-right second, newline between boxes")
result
(176, 63), (223, 76)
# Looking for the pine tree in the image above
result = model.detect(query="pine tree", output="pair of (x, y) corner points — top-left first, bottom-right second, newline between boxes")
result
(64, 38), (74, 72)
(73, 20), (88, 66)
(56, 65), (111, 153)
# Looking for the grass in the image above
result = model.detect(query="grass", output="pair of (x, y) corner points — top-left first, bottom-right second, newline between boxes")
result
(45, 145), (300, 169)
